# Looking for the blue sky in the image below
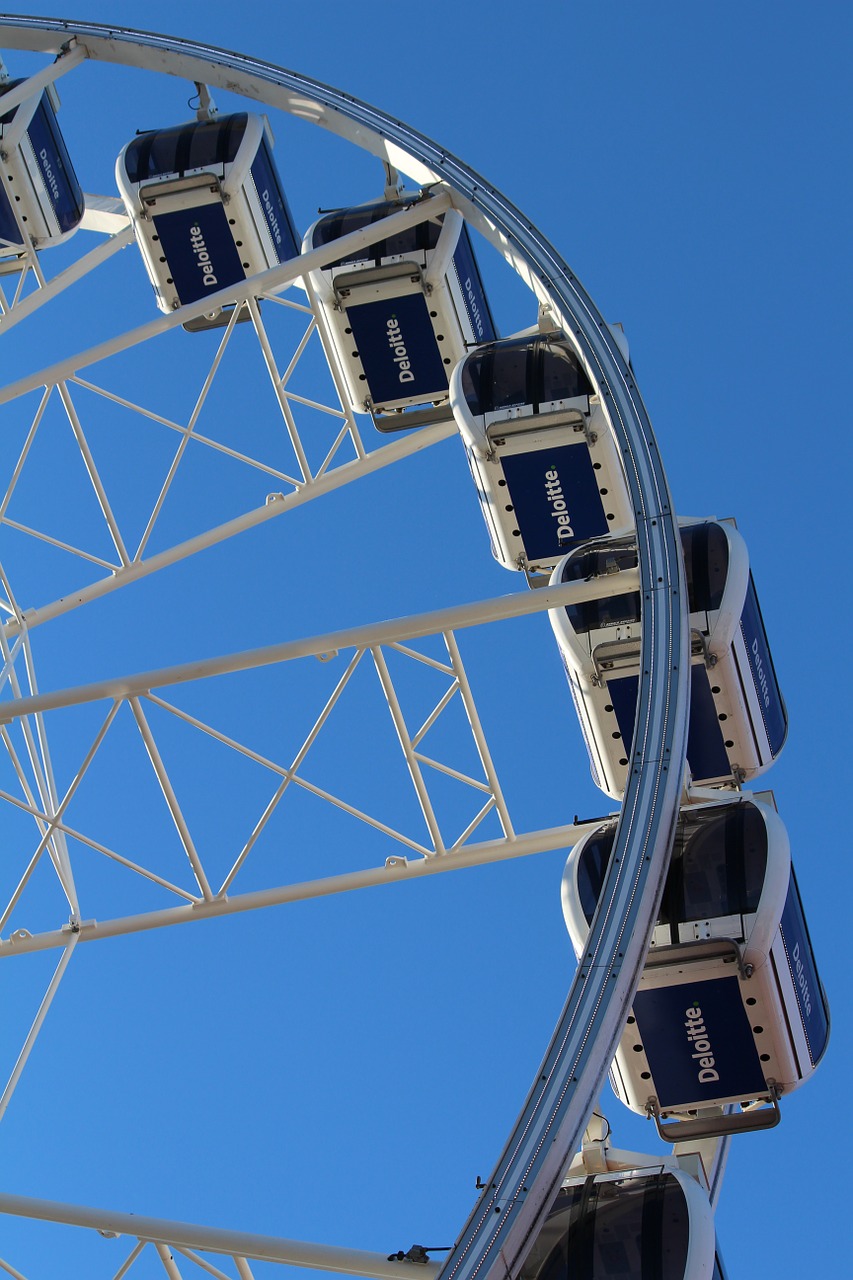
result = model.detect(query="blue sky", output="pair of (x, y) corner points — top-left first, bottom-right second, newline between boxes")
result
(0, 3), (849, 1277)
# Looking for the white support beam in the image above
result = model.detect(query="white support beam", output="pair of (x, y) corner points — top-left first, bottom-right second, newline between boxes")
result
(155, 1242), (183, 1279)
(79, 193), (131, 234)
(0, 226), (134, 335)
(3, 418), (459, 638)
(0, 819), (606, 956)
(173, 1245), (235, 1280)
(0, 194), (453, 408)
(0, 39), (86, 119)
(371, 645), (446, 855)
(0, 1253), (29, 1280)
(0, 571), (641, 725)
(443, 631), (514, 838)
(128, 697), (214, 902)
(0, 932), (79, 1122)
(0, 1193), (442, 1280)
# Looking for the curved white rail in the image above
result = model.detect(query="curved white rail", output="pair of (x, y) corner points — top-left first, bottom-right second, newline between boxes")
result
(0, 17), (692, 1280)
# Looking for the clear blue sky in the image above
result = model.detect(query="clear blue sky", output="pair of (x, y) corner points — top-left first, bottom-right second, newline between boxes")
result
(0, 3), (849, 1277)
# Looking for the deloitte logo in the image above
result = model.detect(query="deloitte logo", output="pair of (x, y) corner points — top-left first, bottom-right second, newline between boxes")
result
(261, 187), (282, 247)
(189, 224), (218, 289)
(750, 636), (772, 709)
(791, 942), (813, 1017)
(38, 148), (61, 204)
(386, 315), (415, 384)
(545, 466), (574, 543)
(684, 1002), (719, 1084)
(463, 275), (486, 339)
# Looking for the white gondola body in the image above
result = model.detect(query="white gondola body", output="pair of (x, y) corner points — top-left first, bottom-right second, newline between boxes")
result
(550, 519), (788, 798)
(0, 80), (84, 252)
(562, 797), (829, 1135)
(303, 198), (496, 425)
(521, 1167), (719, 1280)
(116, 112), (299, 317)
(450, 333), (634, 573)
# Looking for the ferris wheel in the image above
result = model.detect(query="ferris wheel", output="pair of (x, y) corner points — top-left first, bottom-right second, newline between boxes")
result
(0, 17), (826, 1280)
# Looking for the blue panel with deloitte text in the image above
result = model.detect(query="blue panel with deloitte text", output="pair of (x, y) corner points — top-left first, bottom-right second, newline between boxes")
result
(501, 442), (608, 562)
(780, 874), (829, 1067)
(634, 977), (766, 1108)
(452, 229), (496, 343)
(250, 141), (299, 263)
(153, 205), (245, 305)
(347, 293), (447, 405)
(739, 576), (787, 756)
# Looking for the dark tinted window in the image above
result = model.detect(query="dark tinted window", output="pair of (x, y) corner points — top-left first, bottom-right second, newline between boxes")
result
(461, 334), (591, 415)
(462, 341), (530, 414)
(558, 524), (729, 635)
(559, 543), (640, 634)
(540, 340), (591, 403)
(662, 803), (767, 927)
(578, 802), (767, 927)
(519, 1174), (690, 1280)
(124, 113), (248, 183)
(577, 828), (616, 923)
(682, 523), (728, 613)
(311, 197), (441, 266)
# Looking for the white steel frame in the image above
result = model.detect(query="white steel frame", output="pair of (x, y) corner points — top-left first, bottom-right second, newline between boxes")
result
(0, 17), (701, 1280)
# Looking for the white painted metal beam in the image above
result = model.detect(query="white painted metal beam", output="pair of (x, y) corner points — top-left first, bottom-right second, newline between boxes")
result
(0, 820), (606, 956)
(3, 418), (458, 637)
(0, 226), (134, 334)
(0, 194), (453, 407)
(0, 572), (641, 725)
(0, 1193), (440, 1280)
(0, 38), (85, 120)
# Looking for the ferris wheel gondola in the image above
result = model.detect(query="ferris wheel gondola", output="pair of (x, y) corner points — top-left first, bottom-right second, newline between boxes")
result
(562, 796), (829, 1140)
(450, 332), (634, 575)
(116, 110), (300, 328)
(304, 194), (496, 430)
(520, 1166), (724, 1280)
(0, 74), (84, 254)
(549, 519), (788, 797)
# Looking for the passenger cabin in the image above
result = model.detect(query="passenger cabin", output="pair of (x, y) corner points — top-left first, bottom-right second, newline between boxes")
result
(562, 797), (829, 1140)
(303, 196), (496, 429)
(519, 1167), (723, 1280)
(549, 520), (788, 798)
(116, 112), (299, 328)
(450, 332), (634, 574)
(0, 78), (84, 253)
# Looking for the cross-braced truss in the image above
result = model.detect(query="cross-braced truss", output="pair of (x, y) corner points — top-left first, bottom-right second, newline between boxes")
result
(0, 117), (528, 1135)
(0, 578), (612, 1122)
(1, 627), (516, 932)
(0, 193), (457, 635)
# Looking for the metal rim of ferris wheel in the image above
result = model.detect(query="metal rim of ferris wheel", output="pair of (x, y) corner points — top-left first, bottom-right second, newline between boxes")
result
(0, 14), (692, 1280)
